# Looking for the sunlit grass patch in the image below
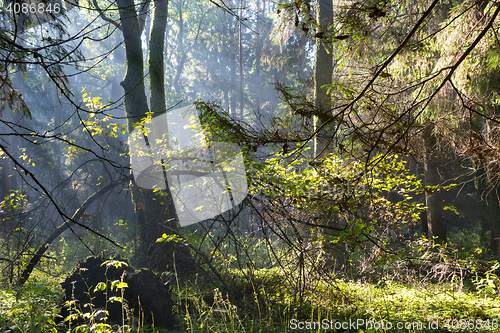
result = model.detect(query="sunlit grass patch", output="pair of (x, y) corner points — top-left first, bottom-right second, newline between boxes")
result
(334, 280), (500, 328)
(188, 268), (500, 332)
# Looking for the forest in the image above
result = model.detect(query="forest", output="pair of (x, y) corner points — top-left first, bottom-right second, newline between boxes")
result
(1, 0), (500, 331)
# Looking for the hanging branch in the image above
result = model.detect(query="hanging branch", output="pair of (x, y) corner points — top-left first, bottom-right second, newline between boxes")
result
(92, 0), (123, 31)
(17, 180), (123, 286)
(0, 145), (123, 248)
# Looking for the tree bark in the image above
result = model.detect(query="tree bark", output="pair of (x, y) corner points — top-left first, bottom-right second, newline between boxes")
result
(149, 0), (168, 116)
(485, 120), (500, 254)
(230, 47), (236, 115)
(488, 189), (500, 254)
(117, 0), (151, 266)
(254, 34), (262, 111)
(117, 0), (149, 134)
(473, 160), (489, 245)
(423, 126), (446, 244)
(238, 0), (244, 119)
(146, 0), (191, 269)
(312, 0), (344, 270)
(118, 0), (187, 269)
(313, 0), (333, 117)
(0, 112), (14, 199)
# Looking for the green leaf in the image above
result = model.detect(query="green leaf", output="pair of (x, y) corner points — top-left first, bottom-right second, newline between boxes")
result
(111, 280), (128, 291)
(94, 282), (106, 292)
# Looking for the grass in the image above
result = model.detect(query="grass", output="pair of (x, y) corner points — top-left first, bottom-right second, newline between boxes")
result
(1, 266), (499, 332)
(170, 267), (500, 333)
(0, 271), (63, 333)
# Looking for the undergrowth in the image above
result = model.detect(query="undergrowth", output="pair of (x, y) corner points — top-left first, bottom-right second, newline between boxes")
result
(1, 266), (499, 332)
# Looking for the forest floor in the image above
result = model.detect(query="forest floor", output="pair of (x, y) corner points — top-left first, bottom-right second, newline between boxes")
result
(0, 267), (499, 332)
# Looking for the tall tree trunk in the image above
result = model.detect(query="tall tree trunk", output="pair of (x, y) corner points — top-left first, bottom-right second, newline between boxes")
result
(149, 0), (168, 116)
(313, 0), (333, 157)
(474, 160), (489, 245)
(0, 109), (15, 200)
(117, 0), (151, 267)
(254, 0), (262, 111)
(416, 162), (429, 237)
(312, 0), (343, 270)
(230, 47), (236, 115)
(238, 0), (244, 119)
(118, 0), (186, 270)
(487, 186), (500, 255)
(423, 126), (446, 244)
(147, 0), (191, 269)
(485, 120), (500, 254)
(254, 35), (262, 111)
(117, 0), (149, 134)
